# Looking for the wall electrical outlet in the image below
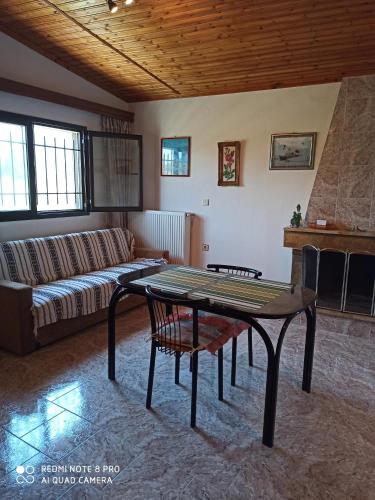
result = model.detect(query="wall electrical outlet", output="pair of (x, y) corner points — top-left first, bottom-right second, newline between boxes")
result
(202, 199), (210, 206)
(202, 244), (209, 251)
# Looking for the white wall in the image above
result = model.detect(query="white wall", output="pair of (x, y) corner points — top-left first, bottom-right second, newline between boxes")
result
(133, 83), (340, 282)
(0, 32), (129, 242)
(0, 32), (128, 110)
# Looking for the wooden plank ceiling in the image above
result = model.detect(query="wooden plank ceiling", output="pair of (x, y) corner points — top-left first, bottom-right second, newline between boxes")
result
(1, 0), (375, 102)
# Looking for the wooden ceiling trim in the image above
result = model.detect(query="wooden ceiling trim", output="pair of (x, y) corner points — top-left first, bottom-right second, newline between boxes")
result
(0, 77), (134, 121)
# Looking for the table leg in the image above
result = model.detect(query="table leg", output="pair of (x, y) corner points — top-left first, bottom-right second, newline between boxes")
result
(218, 347), (224, 401)
(250, 315), (296, 447)
(248, 326), (253, 367)
(108, 286), (128, 381)
(302, 304), (317, 393)
(262, 356), (279, 447)
(231, 336), (237, 387)
(175, 352), (181, 385)
(191, 350), (199, 428)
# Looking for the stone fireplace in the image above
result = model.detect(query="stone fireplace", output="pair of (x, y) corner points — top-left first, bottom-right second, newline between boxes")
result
(283, 74), (375, 333)
(306, 74), (375, 231)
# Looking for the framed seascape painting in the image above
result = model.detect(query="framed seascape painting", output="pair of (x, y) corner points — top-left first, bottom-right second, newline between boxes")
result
(218, 141), (240, 186)
(269, 133), (317, 170)
(161, 137), (190, 176)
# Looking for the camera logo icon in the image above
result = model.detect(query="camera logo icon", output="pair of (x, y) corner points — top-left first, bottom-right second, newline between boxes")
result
(16, 465), (35, 484)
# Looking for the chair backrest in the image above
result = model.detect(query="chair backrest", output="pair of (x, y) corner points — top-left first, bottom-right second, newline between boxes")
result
(206, 264), (262, 279)
(145, 285), (208, 354)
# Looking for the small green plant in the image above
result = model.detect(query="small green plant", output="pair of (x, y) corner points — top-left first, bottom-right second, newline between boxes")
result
(290, 204), (302, 228)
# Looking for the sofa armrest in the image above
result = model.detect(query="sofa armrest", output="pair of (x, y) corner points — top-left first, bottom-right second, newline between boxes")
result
(0, 280), (35, 355)
(134, 247), (169, 261)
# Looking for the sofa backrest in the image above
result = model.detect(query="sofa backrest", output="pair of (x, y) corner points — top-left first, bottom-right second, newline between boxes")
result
(0, 227), (135, 286)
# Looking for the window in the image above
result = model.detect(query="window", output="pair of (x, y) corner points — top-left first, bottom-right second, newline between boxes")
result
(0, 111), (86, 220)
(0, 122), (29, 211)
(0, 111), (143, 221)
(89, 132), (142, 211)
(33, 125), (83, 211)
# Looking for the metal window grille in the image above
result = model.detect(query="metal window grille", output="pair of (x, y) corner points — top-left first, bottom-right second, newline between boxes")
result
(0, 121), (84, 214)
(33, 125), (83, 211)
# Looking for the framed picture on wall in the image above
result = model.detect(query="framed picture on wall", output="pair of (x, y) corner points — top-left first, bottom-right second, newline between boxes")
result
(161, 137), (191, 176)
(218, 141), (241, 186)
(269, 132), (317, 170)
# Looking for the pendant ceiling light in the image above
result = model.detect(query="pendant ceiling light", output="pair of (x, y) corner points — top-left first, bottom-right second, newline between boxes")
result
(107, 0), (135, 13)
(107, 0), (118, 13)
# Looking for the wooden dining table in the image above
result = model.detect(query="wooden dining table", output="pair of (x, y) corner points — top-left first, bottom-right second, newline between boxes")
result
(107, 265), (317, 448)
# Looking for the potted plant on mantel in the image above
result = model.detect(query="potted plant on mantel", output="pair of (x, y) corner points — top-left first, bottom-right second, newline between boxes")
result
(290, 204), (303, 228)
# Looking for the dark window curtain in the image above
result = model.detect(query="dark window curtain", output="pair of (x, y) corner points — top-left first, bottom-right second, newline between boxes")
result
(100, 115), (132, 228)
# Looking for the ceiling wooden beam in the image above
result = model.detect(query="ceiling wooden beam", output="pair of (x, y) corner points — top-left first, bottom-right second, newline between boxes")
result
(0, 77), (134, 122)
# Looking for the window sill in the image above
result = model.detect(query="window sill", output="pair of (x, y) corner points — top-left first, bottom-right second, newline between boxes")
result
(0, 210), (89, 222)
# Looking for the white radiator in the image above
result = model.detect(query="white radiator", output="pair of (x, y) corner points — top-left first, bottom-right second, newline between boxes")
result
(128, 210), (193, 264)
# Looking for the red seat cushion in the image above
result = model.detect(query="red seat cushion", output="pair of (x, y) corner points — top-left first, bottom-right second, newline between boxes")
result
(155, 311), (248, 354)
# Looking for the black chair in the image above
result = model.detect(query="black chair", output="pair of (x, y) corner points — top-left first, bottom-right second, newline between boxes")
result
(145, 285), (230, 427)
(206, 264), (262, 386)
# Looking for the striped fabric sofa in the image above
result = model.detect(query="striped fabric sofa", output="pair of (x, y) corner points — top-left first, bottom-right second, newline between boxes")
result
(0, 228), (168, 355)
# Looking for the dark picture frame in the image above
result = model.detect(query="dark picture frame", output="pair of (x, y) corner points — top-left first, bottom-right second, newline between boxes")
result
(160, 137), (191, 176)
(218, 141), (241, 186)
(269, 132), (317, 170)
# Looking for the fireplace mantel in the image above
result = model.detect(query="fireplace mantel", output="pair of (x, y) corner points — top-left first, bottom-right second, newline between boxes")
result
(284, 227), (375, 253)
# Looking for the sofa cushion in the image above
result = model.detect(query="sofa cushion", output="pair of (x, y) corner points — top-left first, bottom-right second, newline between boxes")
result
(32, 259), (161, 331)
(0, 228), (134, 286)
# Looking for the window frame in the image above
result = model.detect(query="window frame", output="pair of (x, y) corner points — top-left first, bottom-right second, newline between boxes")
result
(0, 110), (88, 221)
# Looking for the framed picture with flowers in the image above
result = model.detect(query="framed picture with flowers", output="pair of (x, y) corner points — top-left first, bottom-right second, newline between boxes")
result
(218, 141), (241, 186)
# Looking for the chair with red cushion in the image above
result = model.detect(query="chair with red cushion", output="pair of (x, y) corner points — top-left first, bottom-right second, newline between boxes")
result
(206, 264), (262, 386)
(145, 285), (235, 427)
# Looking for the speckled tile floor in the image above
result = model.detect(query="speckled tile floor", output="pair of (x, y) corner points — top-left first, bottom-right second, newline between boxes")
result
(0, 305), (374, 499)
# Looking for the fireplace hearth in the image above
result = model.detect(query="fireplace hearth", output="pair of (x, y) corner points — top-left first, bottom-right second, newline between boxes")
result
(302, 246), (375, 316)
(284, 226), (375, 320)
